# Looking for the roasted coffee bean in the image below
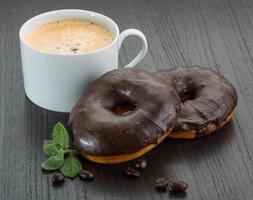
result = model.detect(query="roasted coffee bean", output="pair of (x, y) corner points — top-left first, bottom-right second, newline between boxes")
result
(169, 180), (188, 192)
(123, 166), (140, 178)
(155, 177), (169, 191)
(134, 159), (147, 170)
(52, 173), (65, 186)
(79, 170), (94, 181)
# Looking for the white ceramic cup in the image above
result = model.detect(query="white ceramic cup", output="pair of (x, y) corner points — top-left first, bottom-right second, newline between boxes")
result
(19, 9), (148, 112)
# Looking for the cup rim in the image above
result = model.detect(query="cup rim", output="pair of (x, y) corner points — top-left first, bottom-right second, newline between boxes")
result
(19, 9), (120, 56)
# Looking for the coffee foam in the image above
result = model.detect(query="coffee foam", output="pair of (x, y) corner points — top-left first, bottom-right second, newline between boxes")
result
(25, 19), (114, 54)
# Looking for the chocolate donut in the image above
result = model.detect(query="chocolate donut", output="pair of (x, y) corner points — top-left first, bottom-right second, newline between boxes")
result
(155, 66), (237, 138)
(69, 68), (180, 164)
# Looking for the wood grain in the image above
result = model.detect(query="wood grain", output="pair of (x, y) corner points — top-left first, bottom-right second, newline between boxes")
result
(1, 0), (253, 199)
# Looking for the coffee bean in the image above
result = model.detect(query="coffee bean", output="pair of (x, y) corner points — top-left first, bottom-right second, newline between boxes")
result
(79, 170), (94, 181)
(134, 159), (147, 170)
(52, 173), (65, 186)
(155, 178), (169, 191)
(169, 180), (188, 193)
(123, 166), (140, 178)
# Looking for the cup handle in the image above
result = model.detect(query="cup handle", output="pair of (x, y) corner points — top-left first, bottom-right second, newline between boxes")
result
(118, 29), (148, 68)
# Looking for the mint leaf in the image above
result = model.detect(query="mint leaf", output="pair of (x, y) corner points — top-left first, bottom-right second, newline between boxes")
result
(41, 150), (64, 170)
(52, 122), (69, 149)
(43, 140), (58, 156)
(60, 153), (82, 178)
(41, 122), (83, 179)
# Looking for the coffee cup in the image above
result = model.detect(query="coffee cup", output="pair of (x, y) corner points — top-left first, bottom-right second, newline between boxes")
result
(19, 9), (148, 112)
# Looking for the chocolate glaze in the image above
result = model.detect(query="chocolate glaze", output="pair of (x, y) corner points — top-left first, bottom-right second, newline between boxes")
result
(155, 66), (238, 136)
(69, 68), (180, 156)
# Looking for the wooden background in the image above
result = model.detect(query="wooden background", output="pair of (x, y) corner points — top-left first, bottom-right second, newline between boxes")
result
(1, 0), (253, 199)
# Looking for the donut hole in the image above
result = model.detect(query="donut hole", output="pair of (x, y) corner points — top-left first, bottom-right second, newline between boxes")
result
(180, 90), (196, 102)
(113, 102), (137, 116)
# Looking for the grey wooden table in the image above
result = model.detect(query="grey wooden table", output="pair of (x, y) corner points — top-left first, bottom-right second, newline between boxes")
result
(1, 0), (253, 199)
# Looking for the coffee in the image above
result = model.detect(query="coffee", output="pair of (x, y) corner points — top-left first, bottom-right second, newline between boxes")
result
(25, 19), (114, 54)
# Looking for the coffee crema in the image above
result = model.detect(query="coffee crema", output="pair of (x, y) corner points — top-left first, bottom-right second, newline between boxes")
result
(25, 19), (114, 54)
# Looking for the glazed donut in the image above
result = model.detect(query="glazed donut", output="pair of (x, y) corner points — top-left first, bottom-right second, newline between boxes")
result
(69, 68), (180, 164)
(155, 66), (237, 139)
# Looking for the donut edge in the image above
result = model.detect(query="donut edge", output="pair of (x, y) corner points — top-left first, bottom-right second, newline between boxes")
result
(168, 108), (236, 139)
(80, 131), (171, 164)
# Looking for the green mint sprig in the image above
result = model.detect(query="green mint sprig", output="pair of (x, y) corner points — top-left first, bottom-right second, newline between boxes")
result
(41, 122), (82, 178)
